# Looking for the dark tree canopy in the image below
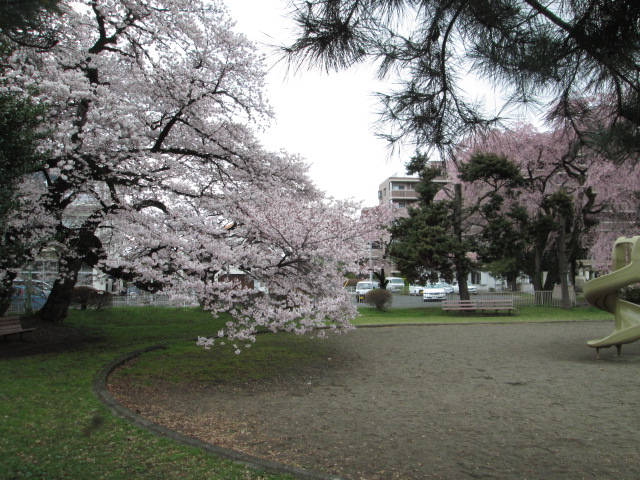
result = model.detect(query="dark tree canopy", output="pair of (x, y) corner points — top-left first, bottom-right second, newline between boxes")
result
(0, 0), (62, 315)
(285, 0), (640, 158)
(0, 0), (62, 49)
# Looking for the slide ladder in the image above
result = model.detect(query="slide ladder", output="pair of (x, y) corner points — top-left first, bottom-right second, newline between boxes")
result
(584, 236), (640, 359)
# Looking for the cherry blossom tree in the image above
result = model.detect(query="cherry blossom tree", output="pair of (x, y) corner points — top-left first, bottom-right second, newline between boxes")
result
(2, 0), (392, 337)
(449, 121), (640, 302)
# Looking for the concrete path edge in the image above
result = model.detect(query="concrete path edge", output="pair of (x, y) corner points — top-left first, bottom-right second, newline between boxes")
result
(92, 344), (344, 480)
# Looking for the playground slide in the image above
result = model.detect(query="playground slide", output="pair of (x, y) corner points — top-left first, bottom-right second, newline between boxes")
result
(584, 236), (640, 356)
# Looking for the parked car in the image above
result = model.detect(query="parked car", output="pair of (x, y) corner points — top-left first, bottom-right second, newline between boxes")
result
(422, 284), (447, 301)
(11, 281), (51, 311)
(452, 282), (479, 294)
(408, 284), (426, 295)
(355, 281), (379, 296)
(13, 280), (52, 295)
(440, 282), (454, 294)
(385, 277), (406, 292)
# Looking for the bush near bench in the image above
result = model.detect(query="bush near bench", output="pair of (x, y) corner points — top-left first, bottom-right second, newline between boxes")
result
(72, 286), (113, 310)
(365, 289), (393, 311)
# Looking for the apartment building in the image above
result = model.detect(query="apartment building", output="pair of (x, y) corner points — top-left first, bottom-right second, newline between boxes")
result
(378, 175), (420, 209)
(377, 163), (448, 210)
(373, 165), (449, 276)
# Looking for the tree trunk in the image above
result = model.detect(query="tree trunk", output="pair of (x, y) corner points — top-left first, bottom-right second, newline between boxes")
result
(557, 216), (572, 310)
(452, 184), (471, 301)
(0, 271), (18, 316)
(456, 273), (470, 301)
(374, 268), (387, 290)
(531, 247), (544, 291)
(510, 272), (519, 292)
(38, 256), (82, 323)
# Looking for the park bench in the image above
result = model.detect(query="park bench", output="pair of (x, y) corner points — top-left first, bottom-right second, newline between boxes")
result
(442, 298), (515, 314)
(476, 299), (515, 314)
(442, 299), (479, 312)
(0, 316), (35, 340)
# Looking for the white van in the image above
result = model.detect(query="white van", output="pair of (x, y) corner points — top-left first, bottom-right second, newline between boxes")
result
(355, 281), (379, 295)
(385, 277), (406, 292)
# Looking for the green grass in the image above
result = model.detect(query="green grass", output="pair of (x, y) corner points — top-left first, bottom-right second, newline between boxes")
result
(0, 307), (297, 480)
(352, 304), (609, 324)
(113, 333), (334, 388)
(0, 305), (610, 479)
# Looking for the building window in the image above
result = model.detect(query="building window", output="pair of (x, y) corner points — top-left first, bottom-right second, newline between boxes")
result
(392, 184), (405, 190)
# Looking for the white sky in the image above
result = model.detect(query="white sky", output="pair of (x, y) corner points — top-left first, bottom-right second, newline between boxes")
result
(225, 0), (410, 207)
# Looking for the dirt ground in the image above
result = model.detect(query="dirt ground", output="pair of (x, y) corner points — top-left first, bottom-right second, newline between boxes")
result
(108, 321), (640, 480)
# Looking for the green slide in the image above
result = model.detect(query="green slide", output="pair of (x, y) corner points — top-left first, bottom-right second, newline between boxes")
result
(584, 236), (640, 358)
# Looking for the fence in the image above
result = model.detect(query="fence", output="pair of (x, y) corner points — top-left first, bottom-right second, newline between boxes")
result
(353, 290), (578, 308)
(469, 291), (578, 308)
(108, 294), (198, 308)
(6, 293), (198, 315)
(7, 290), (577, 316)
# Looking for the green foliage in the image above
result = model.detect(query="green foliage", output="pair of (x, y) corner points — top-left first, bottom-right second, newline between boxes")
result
(364, 288), (393, 311)
(388, 156), (475, 289)
(0, 91), (49, 225)
(458, 152), (525, 189)
(621, 285), (640, 305)
(286, 0), (640, 158)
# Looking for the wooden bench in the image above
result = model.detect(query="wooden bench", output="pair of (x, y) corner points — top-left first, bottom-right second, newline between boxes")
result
(0, 316), (36, 340)
(476, 299), (515, 314)
(442, 299), (479, 312)
(442, 298), (515, 314)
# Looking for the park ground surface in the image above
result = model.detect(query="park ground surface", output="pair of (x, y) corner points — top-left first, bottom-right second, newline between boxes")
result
(108, 320), (640, 480)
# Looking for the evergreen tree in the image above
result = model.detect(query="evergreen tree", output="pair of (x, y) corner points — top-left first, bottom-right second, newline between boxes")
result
(387, 159), (477, 300)
(285, 0), (640, 159)
(0, 0), (61, 313)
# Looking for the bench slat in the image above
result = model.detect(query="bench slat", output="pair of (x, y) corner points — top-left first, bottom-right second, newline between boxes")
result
(0, 316), (35, 339)
(442, 298), (515, 313)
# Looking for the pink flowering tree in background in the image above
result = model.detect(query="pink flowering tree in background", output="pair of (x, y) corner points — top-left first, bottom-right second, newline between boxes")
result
(1, 0), (392, 335)
(447, 119), (640, 305)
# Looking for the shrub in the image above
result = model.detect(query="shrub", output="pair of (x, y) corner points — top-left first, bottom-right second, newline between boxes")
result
(72, 286), (113, 310)
(364, 289), (393, 311)
(621, 285), (640, 305)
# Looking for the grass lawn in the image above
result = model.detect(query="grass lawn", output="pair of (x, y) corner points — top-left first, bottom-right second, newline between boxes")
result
(0, 305), (610, 479)
(353, 304), (608, 325)
(0, 307), (297, 480)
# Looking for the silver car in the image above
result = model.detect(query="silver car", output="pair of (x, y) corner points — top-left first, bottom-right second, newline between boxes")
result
(452, 283), (478, 294)
(422, 284), (447, 301)
(440, 282), (454, 294)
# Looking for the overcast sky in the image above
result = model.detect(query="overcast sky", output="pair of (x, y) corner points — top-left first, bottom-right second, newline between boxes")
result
(225, 0), (411, 207)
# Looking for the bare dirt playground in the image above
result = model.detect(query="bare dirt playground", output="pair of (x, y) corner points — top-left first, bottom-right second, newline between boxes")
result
(109, 321), (640, 480)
